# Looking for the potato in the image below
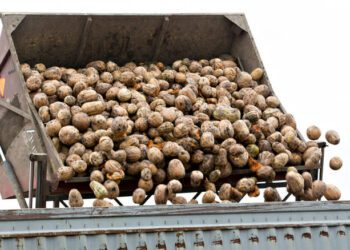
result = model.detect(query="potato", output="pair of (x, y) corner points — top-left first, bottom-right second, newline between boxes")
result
(89, 151), (104, 166)
(98, 136), (114, 152)
(263, 187), (281, 202)
(111, 117), (128, 137)
(57, 109), (71, 126)
(329, 156), (342, 170)
(93, 199), (113, 207)
(190, 170), (204, 187)
(302, 171), (313, 190)
(170, 196), (188, 204)
(324, 184), (341, 201)
(162, 141), (180, 157)
(272, 153), (289, 169)
(77, 89), (98, 105)
(87, 61), (106, 72)
(154, 184), (168, 204)
(138, 178), (153, 192)
(202, 190), (216, 203)
(57, 85), (72, 100)
(250, 67), (264, 81)
(132, 188), (146, 204)
(125, 146), (142, 162)
(57, 166), (74, 181)
(228, 144), (249, 168)
(175, 95), (192, 113)
(72, 112), (90, 132)
(218, 183), (232, 201)
(68, 189), (84, 207)
(152, 169), (166, 185)
(266, 96), (280, 108)
(200, 132), (215, 148)
(146, 147), (163, 165)
(208, 169), (221, 183)
(90, 180), (108, 199)
(236, 177), (256, 193)
(38, 106), (51, 123)
(33, 93), (49, 108)
(64, 95), (76, 106)
(140, 167), (152, 181)
(104, 180), (120, 199)
(286, 168), (304, 196)
(71, 160), (87, 173)
(168, 159), (185, 180)
(49, 102), (70, 118)
(44, 66), (61, 80)
(213, 106), (241, 123)
(117, 88), (132, 102)
(90, 170), (104, 183)
(306, 125), (321, 140)
(82, 131), (98, 148)
(81, 101), (105, 115)
(256, 166), (275, 182)
(34, 63), (46, 73)
(325, 130), (340, 145)
(167, 179), (182, 193)
(46, 119), (62, 137)
(312, 180), (326, 200)
(146, 112), (163, 128)
(42, 81), (57, 96)
(58, 126), (80, 145)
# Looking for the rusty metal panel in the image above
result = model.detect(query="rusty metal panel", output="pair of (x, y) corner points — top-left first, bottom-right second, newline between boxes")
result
(0, 201), (349, 249)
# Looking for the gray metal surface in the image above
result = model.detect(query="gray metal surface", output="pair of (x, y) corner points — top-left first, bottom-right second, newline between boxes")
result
(0, 201), (349, 249)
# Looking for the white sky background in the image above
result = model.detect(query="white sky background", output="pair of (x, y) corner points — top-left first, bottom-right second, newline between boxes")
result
(0, 0), (349, 208)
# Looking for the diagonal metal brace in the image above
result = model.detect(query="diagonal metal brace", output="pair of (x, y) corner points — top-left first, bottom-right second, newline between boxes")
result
(0, 99), (32, 120)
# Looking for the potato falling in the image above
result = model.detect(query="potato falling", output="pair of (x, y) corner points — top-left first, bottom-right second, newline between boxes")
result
(22, 56), (343, 207)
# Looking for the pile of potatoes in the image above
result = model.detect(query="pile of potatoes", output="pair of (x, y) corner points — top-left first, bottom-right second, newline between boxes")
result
(21, 56), (342, 207)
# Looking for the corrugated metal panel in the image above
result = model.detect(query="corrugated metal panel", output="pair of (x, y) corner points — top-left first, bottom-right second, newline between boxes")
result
(0, 201), (349, 249)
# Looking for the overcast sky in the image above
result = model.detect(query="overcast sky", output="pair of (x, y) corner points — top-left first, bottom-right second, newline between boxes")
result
(0, 0), (349, 208)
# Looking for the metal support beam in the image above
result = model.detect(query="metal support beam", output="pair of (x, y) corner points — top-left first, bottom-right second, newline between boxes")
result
(29, 153), (47, 208)
(0, 99), (32, 120)
(282, 193), (292, 202)
(191, 191), (202, 201)
(0, 146), (28, 208)
(60, 200), (69, 208)
(140, 194), (152, 205)
(114, 198), (124, 206)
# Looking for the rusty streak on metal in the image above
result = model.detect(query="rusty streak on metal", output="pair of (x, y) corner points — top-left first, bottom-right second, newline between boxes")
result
(284, 234), (294, 240)
(136, 245), (147, 250)
(175, 242), (186, 248)
(156, 243), (167, 250)
(212, 239), (223, 245)
(249, 236), (259, 243)
(302, 232), (312, 239)
(337, 230), (346, 236)
(231, 238), (241, 244)
(267, 235), (277, 242)
(194, 241), (204, 247)
(320, 231), (329, 237)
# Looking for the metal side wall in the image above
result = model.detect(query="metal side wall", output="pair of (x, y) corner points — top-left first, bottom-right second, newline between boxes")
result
(0, 201), (349, 250)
